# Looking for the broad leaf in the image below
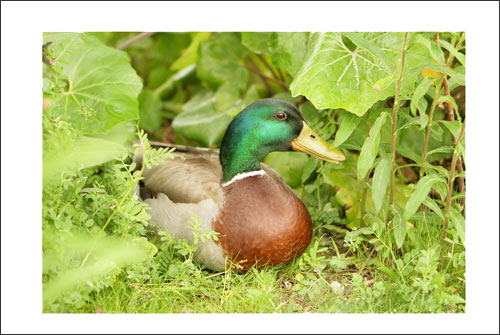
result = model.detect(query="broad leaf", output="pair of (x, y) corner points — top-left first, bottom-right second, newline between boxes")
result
(372, 155), (393, 213)
(44, 33), (143, 134)
(138, 90), (162, 132)
(242, 32), (308, 77)
(290, 32), (431, 116)
(172, 89), (237, 147)
(430, 122), (444, 142)
(264, 152), (309, 188)
(197, 32), (249, 92)
(403, 175), (446, 220)
(323, 154), (364, 223)
(357, 112), (389, 180)
(269, 32), (308, 77)
(215, 83), (243, 114)
(43, 234), (157, 303)
(241, 32), (273, 54)
(43, 133), (128, 185)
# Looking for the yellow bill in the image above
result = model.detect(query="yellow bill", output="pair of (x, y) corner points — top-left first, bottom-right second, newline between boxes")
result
(291, 121), (345, 164)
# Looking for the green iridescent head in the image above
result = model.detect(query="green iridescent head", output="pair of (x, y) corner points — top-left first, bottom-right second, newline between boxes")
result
(219, 98), (345, 183)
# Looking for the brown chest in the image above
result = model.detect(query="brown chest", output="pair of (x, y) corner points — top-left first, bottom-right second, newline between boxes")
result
(214, 174), (312, 272)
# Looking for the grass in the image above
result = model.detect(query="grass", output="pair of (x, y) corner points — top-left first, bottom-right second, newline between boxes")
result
(41, 154), (465, 314)
(64, 226), (464, 314)
(41, 130), (465, 314)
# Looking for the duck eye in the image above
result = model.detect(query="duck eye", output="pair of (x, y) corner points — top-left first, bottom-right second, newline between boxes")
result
(274, 111), (287, 121)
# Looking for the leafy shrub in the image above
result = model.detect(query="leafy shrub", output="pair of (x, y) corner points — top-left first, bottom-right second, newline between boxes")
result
(42, 31), (466, 313)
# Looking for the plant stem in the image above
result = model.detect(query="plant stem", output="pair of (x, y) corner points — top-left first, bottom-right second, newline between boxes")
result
(442, 75), (465, 205)
(390, 32), (408, 205)
(421, 34), (465, 175)
(277, 68), (286, 82)
(256, 54), (282, 84)
(245, 56), (284, 95)
(118, 32), (156, 51)
(440, 119), (465, 266)
(360, 173), (370, 218)
(438, 33), (466, 208)
(358, 243), (378, 274)
(420, 78), (443, 169)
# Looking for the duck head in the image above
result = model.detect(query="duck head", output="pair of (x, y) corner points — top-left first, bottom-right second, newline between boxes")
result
(220, 98), (345, 183)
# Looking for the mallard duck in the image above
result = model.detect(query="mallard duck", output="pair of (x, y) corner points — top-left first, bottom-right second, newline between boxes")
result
(136, 98), (345, 272)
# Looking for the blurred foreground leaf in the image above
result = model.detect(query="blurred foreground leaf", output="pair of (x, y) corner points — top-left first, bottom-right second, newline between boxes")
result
(43, 233), (157, 305)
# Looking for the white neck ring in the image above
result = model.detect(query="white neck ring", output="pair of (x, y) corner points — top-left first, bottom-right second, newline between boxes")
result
(222, 169), (266, 187)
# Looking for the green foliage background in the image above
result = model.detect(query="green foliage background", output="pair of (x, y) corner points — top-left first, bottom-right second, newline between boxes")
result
(42, 31), (466, 313)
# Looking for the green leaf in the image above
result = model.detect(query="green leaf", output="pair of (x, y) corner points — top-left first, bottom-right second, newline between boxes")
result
(43, 234), (157, 303)
(264, 152), (309, 188)
(449, 207), (465, 243)
(269, 32), (308, 77)
(411, 63), (465, 85)
(138, 90), (162, 132)
(290, 32), (430, 116)
(342, 32), (393, 69)
(323, 154), (364, 223)
(412, 34), (445, 64)
(153, 64), (196, 97)
(299, 102), (321, 124)
(149, 33), (190, 65)
(243, 85), (261, 105)
(244, 85), (261, 105)
(172, 89), (233, 147)
(46, 33), (143, 134)
(420, 113), (429, 130)
(430, 41), (445, 64)
(301, 157), (319, 184)
(392, 206), (406, 249)
(197, 32), (249, 91)
(215, 83), (242, 114)
(395, 112), (421, 134)
(439, 120), (462, 139)
(410, 77), (435, 116)
(430, 123), (444, 142)
(357, 112), (389, 180)
(43, 134), (128, 185)
(422, 198), (444, 221)
(332, 112), (362, 147)
(403, 175), (446, 220)
(241, 32), (273, 54)
(439, 40), (465, 66)
(397, 144), (421, 163)
(372, 155), (393, 213)
(170, 32), (212, 70)
(427, 146), (453, 156)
